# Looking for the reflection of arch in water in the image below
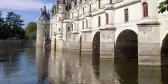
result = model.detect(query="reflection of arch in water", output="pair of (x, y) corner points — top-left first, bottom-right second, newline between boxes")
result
(161, 33), (168, 84)
(114, 58), (138, 84)
(92, 32), (100, 79)
(115, 29), (138, 58)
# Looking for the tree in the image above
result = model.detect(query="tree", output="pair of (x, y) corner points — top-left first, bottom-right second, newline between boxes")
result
(5, 12), (25, 39)
(0, 11), (25, 39)
(158, 0), (168, 13)
(0, 11), (8, 39)
(25, 22), (37, 40)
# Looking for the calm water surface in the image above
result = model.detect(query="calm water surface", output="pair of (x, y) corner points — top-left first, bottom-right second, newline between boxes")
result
(0, 47), (168, 84)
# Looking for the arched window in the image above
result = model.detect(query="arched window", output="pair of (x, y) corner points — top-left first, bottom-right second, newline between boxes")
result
(143, 2), (148, 17)
(90, 4), (92, 12)
(82, 21), (84, 29)
(72, 24), (73, 31)
(98, 16), (101, 26)
(86, 19), (88, 28)
(106, 13), (109, 24)
(83, 7), (84, 14)
(124, 8), (128, 22)
(98, 0), (101, 9)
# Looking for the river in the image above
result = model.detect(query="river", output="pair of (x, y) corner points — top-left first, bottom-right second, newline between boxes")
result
(0, 47), (168, 84)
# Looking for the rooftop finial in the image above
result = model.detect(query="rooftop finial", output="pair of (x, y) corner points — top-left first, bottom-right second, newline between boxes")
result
(44, 6), (46, 11)
(40, 8), (43, 15)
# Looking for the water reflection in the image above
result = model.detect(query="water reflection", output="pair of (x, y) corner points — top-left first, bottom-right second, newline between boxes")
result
(1, 47), (168, 84)
(0, 47), (36, 84)
(114, 58), (138, 84)
(36, 47), (50, 84)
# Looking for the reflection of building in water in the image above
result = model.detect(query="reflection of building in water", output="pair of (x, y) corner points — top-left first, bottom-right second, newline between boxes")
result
(47, 50), (101, 84)
(114, 59), (138, 84)
(138, 66), (162, 84)
(48, 50), (65, 83)
(35, 47), (50, 84)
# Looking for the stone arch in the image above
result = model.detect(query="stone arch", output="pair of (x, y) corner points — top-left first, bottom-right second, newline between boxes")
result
(115, 26), (138, 43)
(115, 29), (138, 58)
(79, 35), (82, 67)
(161, 33), (168, 84)
(114, 29), (138, 84)
(79, 35), (82, 53)
(92, 31), (100, 55)
(161, 33), (168, 65)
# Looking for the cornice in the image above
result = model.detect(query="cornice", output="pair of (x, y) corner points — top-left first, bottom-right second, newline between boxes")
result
(71, 31), (79, 34)
(114, 0), (141, 9)
(91, 9), (105, 16)
(81, 29), (92, 33)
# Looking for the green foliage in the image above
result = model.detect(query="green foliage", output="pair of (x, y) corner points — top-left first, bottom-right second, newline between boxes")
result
(0, 11), (25, 39)
(158, 0), (168, 13)
(25, 22), (37, 40)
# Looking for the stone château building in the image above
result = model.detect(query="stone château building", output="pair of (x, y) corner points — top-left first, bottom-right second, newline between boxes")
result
(37, 0), (168, 66)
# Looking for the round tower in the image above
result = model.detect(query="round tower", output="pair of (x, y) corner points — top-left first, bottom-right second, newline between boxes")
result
(56, 0), (66, 39)
(36, 6), (50, 47)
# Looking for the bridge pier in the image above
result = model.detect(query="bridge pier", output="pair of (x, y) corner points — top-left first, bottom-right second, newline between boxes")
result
(137, 22), (161, 66)
(81, 31), (92, 55)
(100, 28), (115, 58)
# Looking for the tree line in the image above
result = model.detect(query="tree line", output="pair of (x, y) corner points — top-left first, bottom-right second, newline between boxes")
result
(0, 11), (37, 40)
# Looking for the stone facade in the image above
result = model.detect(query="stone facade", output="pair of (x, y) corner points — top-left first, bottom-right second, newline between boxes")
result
(36, 0), (168, 66)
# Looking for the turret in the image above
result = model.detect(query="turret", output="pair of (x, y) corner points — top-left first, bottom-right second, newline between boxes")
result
(57, 0), (66, 14)
(36, 6), (50, 47)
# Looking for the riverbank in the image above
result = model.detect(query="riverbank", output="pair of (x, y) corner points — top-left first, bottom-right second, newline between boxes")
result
(0, 40), (36, 47)
(0, 57), (7, 62)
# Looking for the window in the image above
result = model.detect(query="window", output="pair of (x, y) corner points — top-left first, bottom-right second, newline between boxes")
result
(98, 16), (101, 26)
(124, 8), (128, 22)
(68, 27), (70, 31)
(143, 2), (148, 17)
(106, 13), (109, 24)
(82, 21), (84, 29)
(59, 28), (60, 31)
(72, 24), (73, 31)
(90, 4), (91, 12)
(98, 0), (101, 9)
(83, 7), (84, 14)
(86, 19), (88, 28)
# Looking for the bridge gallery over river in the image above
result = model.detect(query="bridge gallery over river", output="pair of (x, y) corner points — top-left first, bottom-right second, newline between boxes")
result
(36, 2), (168, 67)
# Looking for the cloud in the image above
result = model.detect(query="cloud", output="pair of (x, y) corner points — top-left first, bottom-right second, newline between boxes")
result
(0, 0), (53, 11)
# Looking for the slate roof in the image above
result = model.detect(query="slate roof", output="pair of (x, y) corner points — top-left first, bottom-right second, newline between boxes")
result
(38, 6), (50, 21)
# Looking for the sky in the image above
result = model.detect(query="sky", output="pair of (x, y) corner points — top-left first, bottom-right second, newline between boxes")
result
(0, 0), (55, 28)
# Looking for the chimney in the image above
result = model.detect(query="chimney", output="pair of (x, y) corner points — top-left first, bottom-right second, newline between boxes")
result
(40, 8), (43, 15)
